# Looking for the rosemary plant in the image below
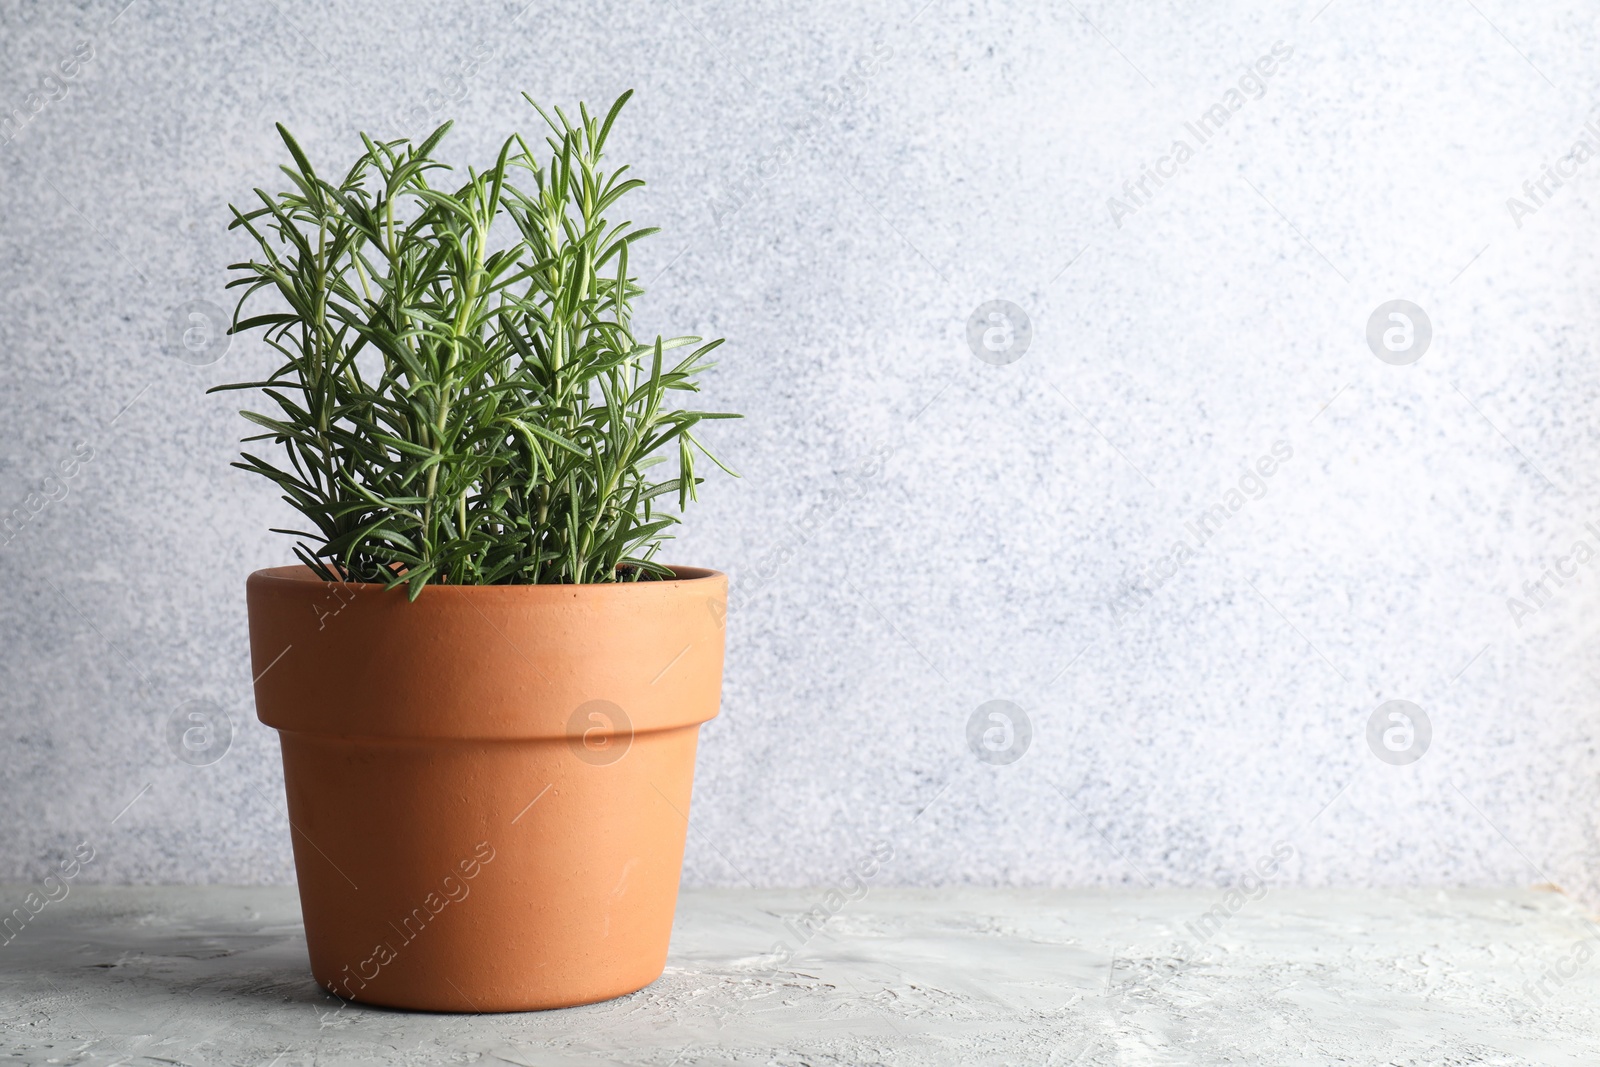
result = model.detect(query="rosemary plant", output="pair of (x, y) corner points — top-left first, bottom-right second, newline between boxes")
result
(215, 92), (737, 597)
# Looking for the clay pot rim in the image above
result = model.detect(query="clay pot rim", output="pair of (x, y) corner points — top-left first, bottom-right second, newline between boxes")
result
(248, 563), (725, 595)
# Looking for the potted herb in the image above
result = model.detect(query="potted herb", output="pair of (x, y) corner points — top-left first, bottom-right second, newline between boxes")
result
(217, 92), (737, 1012)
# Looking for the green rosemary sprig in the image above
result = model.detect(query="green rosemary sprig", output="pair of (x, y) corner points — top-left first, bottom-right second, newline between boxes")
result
(213, 91), (738, 597)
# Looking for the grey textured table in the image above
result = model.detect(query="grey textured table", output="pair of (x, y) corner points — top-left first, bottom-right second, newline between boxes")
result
(2, 886), (1597, 1065)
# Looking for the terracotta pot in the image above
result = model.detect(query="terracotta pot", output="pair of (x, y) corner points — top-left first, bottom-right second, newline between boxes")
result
(245, 564), (727, 1012)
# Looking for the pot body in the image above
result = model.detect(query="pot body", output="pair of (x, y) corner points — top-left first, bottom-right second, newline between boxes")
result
(246, 565), (728, 1012)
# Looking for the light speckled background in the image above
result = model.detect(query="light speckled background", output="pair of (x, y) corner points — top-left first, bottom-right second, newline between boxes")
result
(3, 0), (1599, 897)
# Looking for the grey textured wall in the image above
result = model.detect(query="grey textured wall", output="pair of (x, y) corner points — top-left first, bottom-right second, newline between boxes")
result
(4, 0), (1600, 898)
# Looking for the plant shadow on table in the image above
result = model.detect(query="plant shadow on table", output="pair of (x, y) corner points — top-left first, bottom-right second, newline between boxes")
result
(48, 918), (544, 1020)
(58, 924), (320, 1002)
(20, 905), (381, 1018)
